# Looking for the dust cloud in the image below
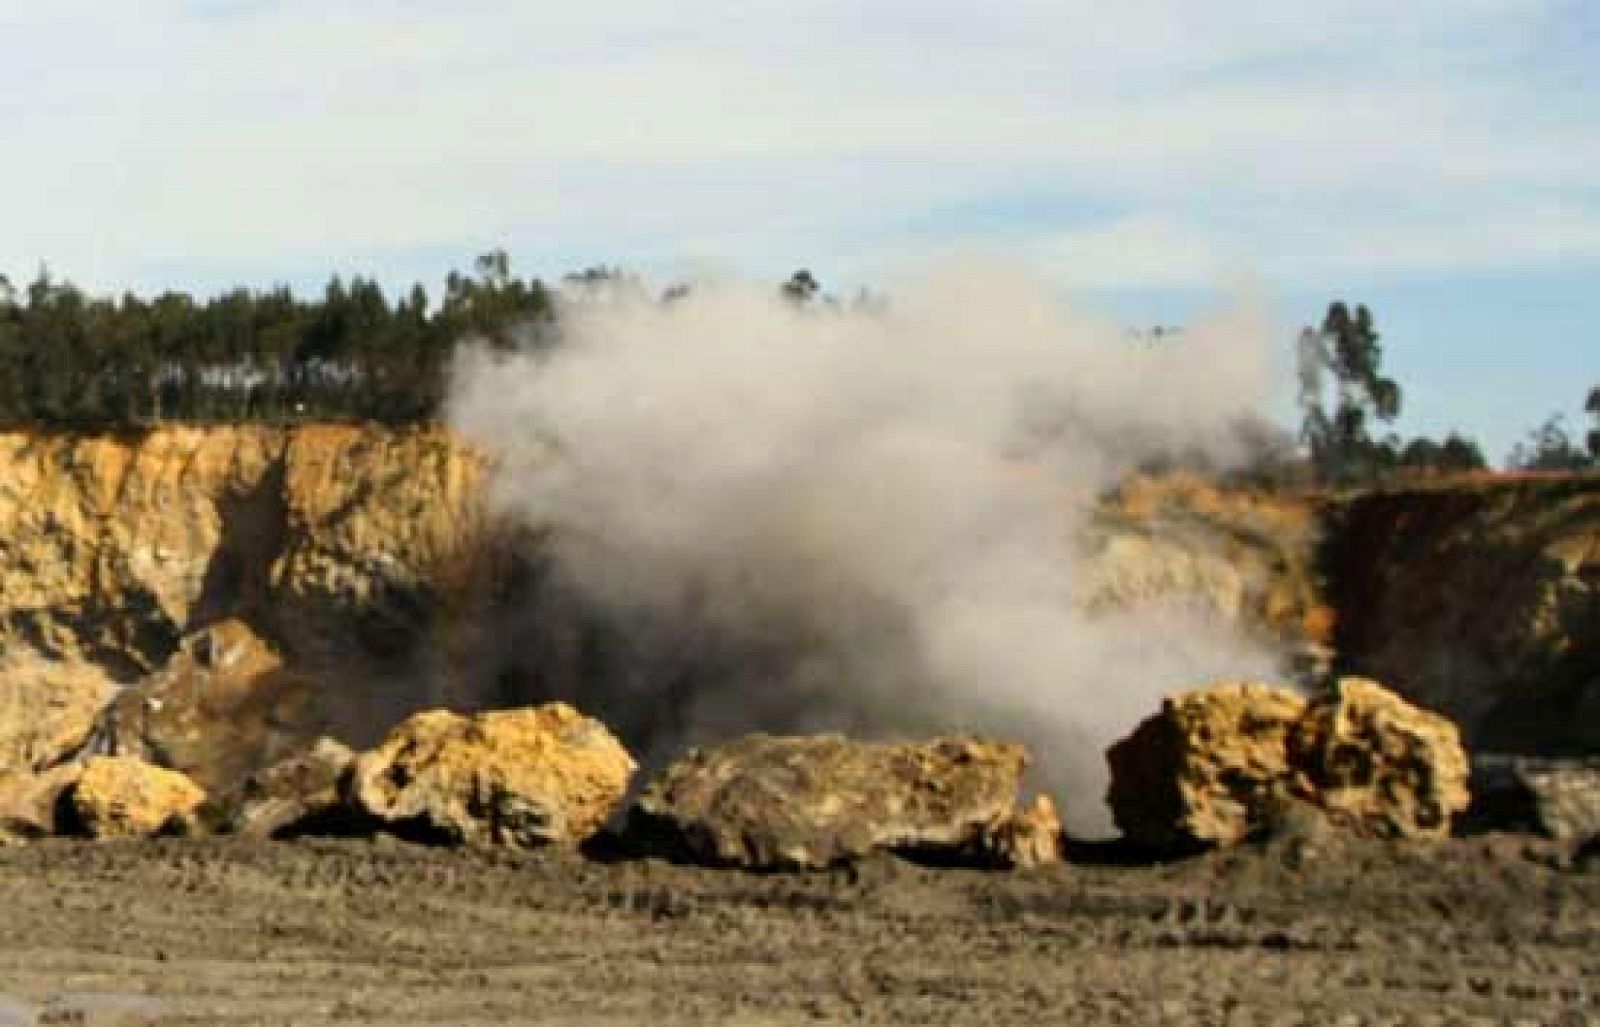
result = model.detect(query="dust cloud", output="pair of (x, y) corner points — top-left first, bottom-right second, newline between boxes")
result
(447, 265), (1285, 832)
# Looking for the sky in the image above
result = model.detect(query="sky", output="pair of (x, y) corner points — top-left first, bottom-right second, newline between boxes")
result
(1, 0), (1595, 459)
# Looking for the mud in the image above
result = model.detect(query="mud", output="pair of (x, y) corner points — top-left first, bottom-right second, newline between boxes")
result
(0, 835), (1593, 1025)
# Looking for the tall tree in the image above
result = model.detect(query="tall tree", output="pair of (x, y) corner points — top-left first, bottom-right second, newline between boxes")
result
(1300, 301), (1404, 484)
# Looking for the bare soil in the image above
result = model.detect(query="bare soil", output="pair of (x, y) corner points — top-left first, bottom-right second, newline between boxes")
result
(0, 834), (1594, 1026)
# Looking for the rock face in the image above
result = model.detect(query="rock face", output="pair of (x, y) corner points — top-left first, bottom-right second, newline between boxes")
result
(347, 704), (634, 848)
(631, 733), (1051, 869)
(0, 657), (114, 776)
(69, 756), (206, 839)
(1107, 683), (1308, 850)
(1089, 474), (1332, 651)
(0, 424), (490, 764)
(226, 737), (357, 839)
(1108, 678), (1470, 851)
(1327, 478), (1600, 754)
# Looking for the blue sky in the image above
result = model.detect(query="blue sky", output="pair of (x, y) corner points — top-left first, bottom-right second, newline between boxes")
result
(2, 1), (1596, 459)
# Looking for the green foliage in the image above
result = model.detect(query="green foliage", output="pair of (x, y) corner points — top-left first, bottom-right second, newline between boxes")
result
(1299, 301), (1406, 484)
(0, 254), (554, 428)
(1508, 413), (1595, 472)
(1296, 301), (1486, 486)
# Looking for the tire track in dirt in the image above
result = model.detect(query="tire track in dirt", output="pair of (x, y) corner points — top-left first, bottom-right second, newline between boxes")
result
(0, 835), (1595, 1024)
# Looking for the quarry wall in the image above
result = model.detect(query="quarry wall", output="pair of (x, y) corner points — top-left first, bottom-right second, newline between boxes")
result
(0, 425), (1593, 790)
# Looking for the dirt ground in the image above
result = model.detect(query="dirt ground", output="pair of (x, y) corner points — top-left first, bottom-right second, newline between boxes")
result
(0, 833), (1594, 1026)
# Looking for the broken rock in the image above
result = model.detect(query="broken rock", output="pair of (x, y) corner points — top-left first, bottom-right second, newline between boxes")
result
(1289, 676), (1469, 839)
(631, 733), (1041, 869)
(0, 764), (85, 842)
(1107, 677), (1471, 852)
(346, 704), (634, 848)
(226, 736), (356, 839)
(1106, 682), (1307, 851)
(70, 756), (206, 839)
(984, 794), (1064, 869)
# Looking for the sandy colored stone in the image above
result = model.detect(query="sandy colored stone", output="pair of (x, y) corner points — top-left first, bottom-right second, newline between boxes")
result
(984, 794), (1065, 868)
(1289, 677), (1470, 839)
(1107, 682), (1308, 850)
(0, 657), (115, 776)
(347, 704), (634, 848)
(70, 755), (206, 839)
(631, 733), (1036, 869)
(0, 763), (85, 842)
(1109, 677), (1471, 851)
(0, 424), (486, 678)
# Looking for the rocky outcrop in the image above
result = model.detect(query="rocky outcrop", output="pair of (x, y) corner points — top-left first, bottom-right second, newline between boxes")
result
(1108, 677), (1469, 851)
(630, 733), (1052, 869)
(1327, 477), (1600, 753)
(0, 656), (114, 775)
(225, 737), (356, 839)
(0, 424), (488, 746)
(1090, 474), (1331, 651)
(69, 756), (206, 839)
(347, 704), (634, 848)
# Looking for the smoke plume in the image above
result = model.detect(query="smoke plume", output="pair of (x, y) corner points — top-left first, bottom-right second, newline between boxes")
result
(448, 265), (1284, 833)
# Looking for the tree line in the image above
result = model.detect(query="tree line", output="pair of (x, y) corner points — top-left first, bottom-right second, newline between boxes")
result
(2, 258), (1594, 482)
(0, 251), (553, 427)
(1295, 301), (1598, 483)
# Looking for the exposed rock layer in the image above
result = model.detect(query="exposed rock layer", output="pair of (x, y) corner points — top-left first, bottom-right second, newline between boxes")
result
(1327, 477), (1600, 753)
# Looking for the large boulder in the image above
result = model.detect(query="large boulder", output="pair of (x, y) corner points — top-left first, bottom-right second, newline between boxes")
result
(1289, 676), (1469, 839)
(630, 733), (1055, 869)
(1107, 677), (1470, 851)
(346, 704), (634, 848)
(70, 755), (206, 839)
(1106, 682), (1307, 850)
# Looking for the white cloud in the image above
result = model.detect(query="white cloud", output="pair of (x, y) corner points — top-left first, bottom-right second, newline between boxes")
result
(0, 0), (1594, 292)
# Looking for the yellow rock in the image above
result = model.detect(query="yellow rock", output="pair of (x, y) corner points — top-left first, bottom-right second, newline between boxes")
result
(1290, 677), (1469, 839)
(0, 657), (114, 776)
(70, 755), (206, 839)
(985, 794), (1064, 868)
(1107, 682), (1307, 849)
(348, 703), (635, 848)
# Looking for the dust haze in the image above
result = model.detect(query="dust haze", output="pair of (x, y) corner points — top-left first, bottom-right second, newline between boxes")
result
(447, 265), (1286, 832)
